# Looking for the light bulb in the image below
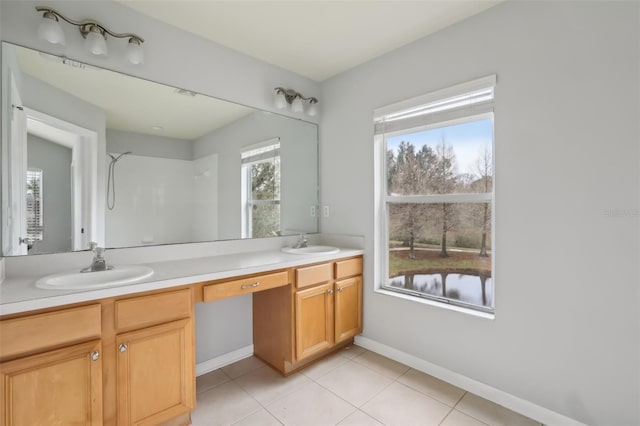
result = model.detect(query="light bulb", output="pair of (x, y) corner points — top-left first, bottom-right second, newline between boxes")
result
(291, 96), (304, 113)
(37, 13), (66, 46)
(274, 91), (287, 109)
(307, 101), (318, 117)
(126, 38), (144, 65)
(84, 26), (108, 56)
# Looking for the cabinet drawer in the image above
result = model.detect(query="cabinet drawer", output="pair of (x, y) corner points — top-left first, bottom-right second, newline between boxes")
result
(0, 304), (101, 360)
(296, 263), (332, 289)
(203, 271), (289, 302)
(335, 257), (363, 279)
(115, 289), (193, 331)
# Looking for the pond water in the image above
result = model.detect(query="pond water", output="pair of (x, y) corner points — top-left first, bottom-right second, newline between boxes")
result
(388, 272), (493, 308)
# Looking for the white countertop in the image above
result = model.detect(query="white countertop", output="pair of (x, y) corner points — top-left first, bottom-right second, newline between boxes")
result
(0, 247), (363, 316)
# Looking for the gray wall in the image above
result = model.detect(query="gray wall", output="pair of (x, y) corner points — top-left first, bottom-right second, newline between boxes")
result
(27, 135), (72, 254)
(107, 129), (193, 161)
(320, 1), (639, 425)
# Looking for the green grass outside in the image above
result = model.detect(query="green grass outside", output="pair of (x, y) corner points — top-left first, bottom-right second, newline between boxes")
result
(389, 248), (491, 277)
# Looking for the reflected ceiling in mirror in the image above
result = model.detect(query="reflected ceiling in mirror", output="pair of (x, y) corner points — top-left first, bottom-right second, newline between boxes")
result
(1, 42), (319, 256)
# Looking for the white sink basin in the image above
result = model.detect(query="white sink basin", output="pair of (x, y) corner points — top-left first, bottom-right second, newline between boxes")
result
(35, 265), (154, 290)
(281, 245), (340, 255)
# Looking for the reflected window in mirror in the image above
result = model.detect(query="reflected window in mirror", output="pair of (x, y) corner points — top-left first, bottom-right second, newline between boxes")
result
(241, 139), (281, 238)
(26, 168), (44, 245)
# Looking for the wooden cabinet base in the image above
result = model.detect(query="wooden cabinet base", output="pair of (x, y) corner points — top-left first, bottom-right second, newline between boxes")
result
(256, 338), (354, 376)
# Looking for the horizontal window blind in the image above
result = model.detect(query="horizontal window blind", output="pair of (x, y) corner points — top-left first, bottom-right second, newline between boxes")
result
(375, 75), (496, 136)
(241, 138), (280, 164)
(26, 168), (44, 241)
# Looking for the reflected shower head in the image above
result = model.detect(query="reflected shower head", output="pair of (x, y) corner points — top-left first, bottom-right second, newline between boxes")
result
(108, 151), (132, 162)
(107, 152), (132, 211)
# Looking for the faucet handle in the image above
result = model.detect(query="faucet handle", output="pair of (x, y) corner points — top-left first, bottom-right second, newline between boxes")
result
(95, 247), (105, 258)
(88, 241), (98, 251)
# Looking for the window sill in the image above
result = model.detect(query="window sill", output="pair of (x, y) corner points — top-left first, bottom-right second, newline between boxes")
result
(374, 287), (495, 320)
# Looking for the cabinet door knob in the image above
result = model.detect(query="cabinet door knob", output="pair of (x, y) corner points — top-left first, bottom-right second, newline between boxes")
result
(327, 289), (334, 295)
(119, 343), (128, 353)
(91, 351), (100, 361)
(337, 287), (343, 293)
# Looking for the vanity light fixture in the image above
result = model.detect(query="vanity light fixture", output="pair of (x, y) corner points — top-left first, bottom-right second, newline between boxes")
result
(35, 6), (145, 65)
(274, 87), (319, 117)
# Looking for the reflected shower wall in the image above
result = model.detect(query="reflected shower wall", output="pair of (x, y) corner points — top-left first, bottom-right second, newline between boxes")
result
(105, 129), (218, 248)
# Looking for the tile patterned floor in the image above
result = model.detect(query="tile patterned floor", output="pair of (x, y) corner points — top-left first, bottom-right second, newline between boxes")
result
(192, 346), (542, 426)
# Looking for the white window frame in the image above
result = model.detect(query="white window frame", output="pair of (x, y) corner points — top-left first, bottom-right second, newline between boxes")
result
(241, 138), (281, 238)
(374, 75), (496, 316)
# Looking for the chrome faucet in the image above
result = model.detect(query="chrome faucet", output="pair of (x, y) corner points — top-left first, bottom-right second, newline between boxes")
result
(292, 233), (308, 249)
(81, 242), (113, 273)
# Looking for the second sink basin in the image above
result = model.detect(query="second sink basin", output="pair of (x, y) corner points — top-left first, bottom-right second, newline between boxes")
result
(35, 265), (154, 290)
(281, 245), (340, 255)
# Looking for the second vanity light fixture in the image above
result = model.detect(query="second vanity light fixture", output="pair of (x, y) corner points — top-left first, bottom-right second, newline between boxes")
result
(35, 6), (145, 65)
(274, 87), (319, 117)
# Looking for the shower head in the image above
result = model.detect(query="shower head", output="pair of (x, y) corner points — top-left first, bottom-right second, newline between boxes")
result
(109, 151), (133, 162)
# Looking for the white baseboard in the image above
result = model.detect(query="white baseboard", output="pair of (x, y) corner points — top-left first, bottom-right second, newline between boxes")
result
(354, 336), (586, 426)
(196, 345), (254, 376)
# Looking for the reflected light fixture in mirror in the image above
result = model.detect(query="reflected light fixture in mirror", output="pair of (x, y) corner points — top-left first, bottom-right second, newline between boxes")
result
(274, 87), (319, 117)
(35, 6), (145, 65)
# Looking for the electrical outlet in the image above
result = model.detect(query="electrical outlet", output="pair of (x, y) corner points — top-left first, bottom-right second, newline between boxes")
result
(310, 205), (317, 217)
(322, 205), (330, 217)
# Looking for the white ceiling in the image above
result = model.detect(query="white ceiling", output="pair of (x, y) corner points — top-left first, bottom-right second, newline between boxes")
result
(117, 0), (502, 82)
(16, 46), (253, 140)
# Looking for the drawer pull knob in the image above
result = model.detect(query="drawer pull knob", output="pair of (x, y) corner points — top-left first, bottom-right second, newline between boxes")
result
(91, 351), (100, 361)
(327, 289), (334, 295)
(241, 282), (261, 289)
(337, 287), (343, 293)
(119, 343), (128, 353)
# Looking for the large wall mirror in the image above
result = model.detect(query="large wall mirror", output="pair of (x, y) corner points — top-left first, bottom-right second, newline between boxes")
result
(1, 42), (318, 256)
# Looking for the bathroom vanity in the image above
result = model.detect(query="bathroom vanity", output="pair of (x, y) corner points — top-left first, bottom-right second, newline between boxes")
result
(0, 250), (363, 426)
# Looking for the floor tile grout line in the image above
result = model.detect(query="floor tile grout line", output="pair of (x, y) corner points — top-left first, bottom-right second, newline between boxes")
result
(437, 406), (457, 426)
(349, 352), (412, 380)
(299, 354), (351, 382)
(331, 405), (362, 426)
(454, 404), (495, 426)
(396, 373), (467, 408)
(230, 373), (287, 425)
(222, 361), (268, 381)
(310, 372), (373, 410)
(453, 390), (467, 408)
(233, 370), (313, 412)
(345, 356), (410, 382)
(309, 363), (396, 414)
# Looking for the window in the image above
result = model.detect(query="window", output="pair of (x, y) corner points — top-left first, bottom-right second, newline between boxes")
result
(241, 139), (281, 238)
(375, 76), (495, 313)
(26, 168), (44, 242)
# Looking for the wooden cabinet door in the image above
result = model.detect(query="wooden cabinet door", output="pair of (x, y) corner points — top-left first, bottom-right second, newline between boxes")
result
(295, 282), (334, 360)
(0, 340), (103, 426)
(116, 318), (194, 426)
(335, 276), (363, 343)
